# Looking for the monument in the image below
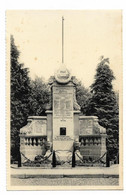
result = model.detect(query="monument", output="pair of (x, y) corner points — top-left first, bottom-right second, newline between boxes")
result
(20, 63), (107, 166)
(19, 17), (107, 167)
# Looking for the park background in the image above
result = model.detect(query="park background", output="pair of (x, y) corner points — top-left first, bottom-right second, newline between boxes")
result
(0, 0), (126, 194)
(7, 10), (121, 166)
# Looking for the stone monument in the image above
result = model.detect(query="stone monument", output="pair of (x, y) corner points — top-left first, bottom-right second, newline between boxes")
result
(19, 17), (107, 166)
(20, 64), (107, 166)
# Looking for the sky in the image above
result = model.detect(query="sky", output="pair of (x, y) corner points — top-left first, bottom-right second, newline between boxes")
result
(7, 10), (122, 90)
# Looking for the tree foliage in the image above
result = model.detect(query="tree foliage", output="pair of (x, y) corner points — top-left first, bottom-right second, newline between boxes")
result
(85, 57), (119, 160)
(29, 76), (51, 116)
(75, 79), (91, 115)
(11, 35), (31, 160)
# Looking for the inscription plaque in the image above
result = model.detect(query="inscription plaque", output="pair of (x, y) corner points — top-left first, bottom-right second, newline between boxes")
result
(53, 85), (74, 149)
(53, 87), (73, 118)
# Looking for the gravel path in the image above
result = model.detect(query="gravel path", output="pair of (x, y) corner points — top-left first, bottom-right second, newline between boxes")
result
(11, 177), (119, 186)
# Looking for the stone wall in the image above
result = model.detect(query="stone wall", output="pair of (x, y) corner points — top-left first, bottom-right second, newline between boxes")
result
(20, 116), (47, 163)
(78, 116), (107, 161)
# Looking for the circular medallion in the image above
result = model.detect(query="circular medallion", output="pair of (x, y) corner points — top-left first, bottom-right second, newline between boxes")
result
(55, 64), (71, 84)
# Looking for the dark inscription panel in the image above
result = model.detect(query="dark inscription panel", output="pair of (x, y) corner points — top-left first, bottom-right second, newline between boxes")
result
(53, 86), (73, 118)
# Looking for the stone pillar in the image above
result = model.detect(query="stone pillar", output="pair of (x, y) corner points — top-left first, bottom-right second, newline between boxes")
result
(46, 111), (53, 143)
(101, 134), (107, 162)
(20, 135), (25, 163)
(74, 111), (80, 141)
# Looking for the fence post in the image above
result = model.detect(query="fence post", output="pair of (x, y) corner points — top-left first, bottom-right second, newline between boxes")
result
(18, 151), (21, 167)
(106, 150), (110, 167)
(72, 150), (75, 167)
(52, 150), (56, 167)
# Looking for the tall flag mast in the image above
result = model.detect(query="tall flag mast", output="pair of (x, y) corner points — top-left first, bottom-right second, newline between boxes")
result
(62, 16), (64, 64)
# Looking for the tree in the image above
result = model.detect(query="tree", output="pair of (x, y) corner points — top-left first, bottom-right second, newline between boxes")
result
(75, 79), (91, 115)
(86, 57), (119, 161)
(29, 76), (51, 116)
(11, 35), (31, 160)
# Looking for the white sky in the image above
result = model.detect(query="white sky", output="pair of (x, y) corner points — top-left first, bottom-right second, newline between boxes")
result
(7, 10), (122, 90)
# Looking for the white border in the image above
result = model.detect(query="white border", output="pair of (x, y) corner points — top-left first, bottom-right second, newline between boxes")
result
(0, 0), (126, 194)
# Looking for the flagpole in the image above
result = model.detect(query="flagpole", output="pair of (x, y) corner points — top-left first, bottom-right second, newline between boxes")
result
(62, 16), (64, 64)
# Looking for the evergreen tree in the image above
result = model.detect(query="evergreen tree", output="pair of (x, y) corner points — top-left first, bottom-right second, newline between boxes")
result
(76, 79), (91, 115)
(86, 57), (119, 160)
(29, 76), (51, 116)
(11, 35), (31, 160)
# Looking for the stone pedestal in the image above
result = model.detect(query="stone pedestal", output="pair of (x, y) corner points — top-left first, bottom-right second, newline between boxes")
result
(101, 134), (107, 161)
(46, 110), (53, 143)
(52, 83), (74, 151)
(74, 111), (80, 141)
